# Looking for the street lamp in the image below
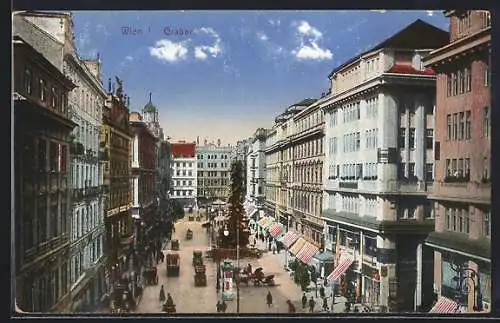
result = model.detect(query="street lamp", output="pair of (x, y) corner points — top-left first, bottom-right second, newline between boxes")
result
(450, 261), (483, 312)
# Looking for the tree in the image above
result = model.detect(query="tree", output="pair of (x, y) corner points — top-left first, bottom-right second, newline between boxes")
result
(293, 262), (311, 291)
(218, 160), (249, 248)
(171, 200), (184, 221)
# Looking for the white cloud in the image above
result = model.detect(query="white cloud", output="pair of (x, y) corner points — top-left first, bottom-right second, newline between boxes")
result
(291, 20), (332, 61)
(256, 31), (268, 41)
(268, 19), (281, 26)
(125, 55), (134, 61)
(370, 10), (387, 13)
(194, 47), (208, 60)
(193, 27), (222, 60)
(149, 40), (189, 63)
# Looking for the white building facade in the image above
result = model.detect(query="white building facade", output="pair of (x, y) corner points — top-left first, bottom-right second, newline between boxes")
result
(196, 142), (232, 203)
(65, 53), (107, 311)
(246, 128), (267, 209)
(321, 20), (447, 312)
(170, 142), (198, 209)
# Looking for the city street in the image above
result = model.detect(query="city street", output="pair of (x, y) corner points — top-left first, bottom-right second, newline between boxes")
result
(135, 214), (347, 314)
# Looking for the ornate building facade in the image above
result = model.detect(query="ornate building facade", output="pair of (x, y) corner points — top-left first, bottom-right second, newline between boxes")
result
(196, 141), (232, 204)
(14, 35), (76, 312)
(100, 78), (133, 294)
(246, 128), (268, 210)
(321, 20), (448, 312)
(170, 142), (197, 208)
(423, 10), (491, 313)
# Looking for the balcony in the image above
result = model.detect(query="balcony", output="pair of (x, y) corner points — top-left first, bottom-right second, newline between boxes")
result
(73, 186), (104, 202)
(430, 180), (491, 204)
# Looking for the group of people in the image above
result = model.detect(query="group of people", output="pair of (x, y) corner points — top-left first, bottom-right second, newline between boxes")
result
(159, 285), (175, 312)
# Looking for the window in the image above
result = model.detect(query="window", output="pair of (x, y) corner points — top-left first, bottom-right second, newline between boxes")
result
(409, 128), (415, 149)
(483, 107), (490, 137)
(441, 259), (458, 299)
(481, 11), (491, 28)
(49, 142), (58, 173)
(464, 67), (471, 92)
(452, 73), (458, 96)
(452, 114), (458, 140)
(51, 87), (58, 109)
(458, 70), (464, 93)
(446, 115), (452, 140)
(465, 111), (471, 139)
(483, 157), (489, 180)
(398, 162), (405, 179)
(24, 68), (33, 94)
(39, 78), (46, 101)
(398, 128), (406, 148)
(38, 196), (47, 243)
(483, 211), (490, 237)
(446, 74), (452, 96)
(408, 163), (415, 178)
(484, 63), (490, 87)
(425, 163), (433, 181)
(426, 129), (433, 149)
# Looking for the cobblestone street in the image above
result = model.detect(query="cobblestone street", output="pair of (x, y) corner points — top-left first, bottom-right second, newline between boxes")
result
(135, 215), (347, 314)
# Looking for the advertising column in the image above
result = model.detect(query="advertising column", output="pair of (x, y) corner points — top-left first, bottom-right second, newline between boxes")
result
(221, 261), (235, 301)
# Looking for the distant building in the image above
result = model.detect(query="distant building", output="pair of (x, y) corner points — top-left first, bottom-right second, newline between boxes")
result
(170, 142), (197, 208)
(196, 141), (232, 204)
(231, 139), (252, 196)
(245, 128), (268, 209)
(423, 10), (491, 313)
(13, 35), (76, 312)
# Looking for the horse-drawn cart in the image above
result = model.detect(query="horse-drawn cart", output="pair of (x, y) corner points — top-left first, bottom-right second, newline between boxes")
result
(194, 264), (207, 286)
(166, 252), (180, 277)
(142, 266), (158, 285)
(171, 239), (180, 251)
(237, 267), (276, 287)
(192, 250), (203, 266)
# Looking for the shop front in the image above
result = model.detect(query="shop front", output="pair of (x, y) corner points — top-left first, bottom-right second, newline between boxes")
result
(361, 264), (381, 305)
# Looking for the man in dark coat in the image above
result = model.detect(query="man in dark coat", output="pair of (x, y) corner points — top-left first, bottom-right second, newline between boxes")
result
(308, 297), (315, 313)
(266, 291), (273, 308)
(286, 300), (296, 313)
(301, 293), (308, 309)
(319, 285), (325, 298)
(322, 297), (329, 312)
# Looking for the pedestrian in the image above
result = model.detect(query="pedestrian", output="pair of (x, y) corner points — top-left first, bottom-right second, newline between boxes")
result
(266, 290), (273, 308)
(221, 300), (227, 313)
(159, 285), (165, 302)
(286, 300), (296, 313)
(319, 285), (325, 298)
(268, 241), (272, 251)
(322, 297), (329, 312)
(272, 244), (276, 255)
(308, 297), (315, 313)
(253, 237), (257, 247)
(216, 301), (221, 313)
(301, 293), (307, 309)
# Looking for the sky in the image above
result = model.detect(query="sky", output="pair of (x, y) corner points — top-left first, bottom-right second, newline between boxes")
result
(72, 10), (449, 145)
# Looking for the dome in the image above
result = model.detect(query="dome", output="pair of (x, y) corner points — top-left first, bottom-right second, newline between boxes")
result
(143, 92), (157, 113)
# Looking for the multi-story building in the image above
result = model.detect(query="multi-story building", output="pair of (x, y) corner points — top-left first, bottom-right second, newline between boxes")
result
(13, 11), (109, 311)
(13, 35), (76, 312)
(65, 46), (107, 314)
(320, 20), (449, 312)
(100, 78), (133, 292)
(264, 99), (316, 229)
(245, 128), (268, 210)
(196, 140), (232, 204)
(422, 10), (491, 313)
(129, 112), (159, 250)
(290, 99), (325, 246)
(170, 142), (197, 208)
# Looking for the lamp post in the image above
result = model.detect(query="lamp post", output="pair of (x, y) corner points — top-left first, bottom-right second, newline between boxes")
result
(450, 262), (483, 312)
(223, 223), (240, 313)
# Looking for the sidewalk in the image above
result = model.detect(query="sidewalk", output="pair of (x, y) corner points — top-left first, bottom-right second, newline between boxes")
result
(251, 231), (347, 313)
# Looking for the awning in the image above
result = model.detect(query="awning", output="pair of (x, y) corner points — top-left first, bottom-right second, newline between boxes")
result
(314, 250), (335, 262)
(269, 223), (284, 238)
(429, 297), (459, 313)
(257, 217), (275, 229)
(282, 231), (300, 249)
(296, 242), (319, 264)
(248, 208), (258, 218)
(327, 255), (354, 281)
(289, 237), (307, 255)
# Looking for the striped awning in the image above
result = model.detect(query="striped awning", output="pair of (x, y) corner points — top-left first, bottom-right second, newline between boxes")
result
(269, 223), (284, 238)
(289, 237), (307, 255)
(327, 256), (354, 281)
(296, 242), (319, 264)
(257, 217), (274, 229)
(248, 208), (258, 218)
(282, 231), (300, 249)
(429, 297), (459, 313)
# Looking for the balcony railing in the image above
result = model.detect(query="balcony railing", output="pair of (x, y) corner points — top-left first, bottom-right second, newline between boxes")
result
(73, 186), (104, 201)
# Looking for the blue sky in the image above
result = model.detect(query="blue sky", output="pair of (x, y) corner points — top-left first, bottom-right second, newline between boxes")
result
(72, 10), (448, 145)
